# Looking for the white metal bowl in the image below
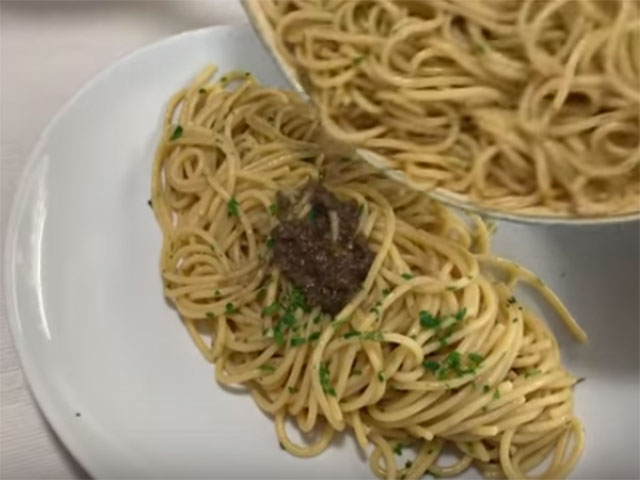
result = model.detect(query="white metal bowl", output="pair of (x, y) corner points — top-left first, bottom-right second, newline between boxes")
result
(241, 0), (640, 226)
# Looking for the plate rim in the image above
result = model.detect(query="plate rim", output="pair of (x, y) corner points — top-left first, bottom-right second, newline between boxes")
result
(2, 24), (249, 479)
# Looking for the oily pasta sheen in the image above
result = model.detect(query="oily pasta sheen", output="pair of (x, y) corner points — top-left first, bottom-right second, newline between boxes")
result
(151, 67), (587, 480)
(258, 0), (640, 217)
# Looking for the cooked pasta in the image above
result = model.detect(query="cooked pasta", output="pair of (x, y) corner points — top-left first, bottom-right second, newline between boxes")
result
(150, 66), (587, 480)
(253, 0), (640, 217)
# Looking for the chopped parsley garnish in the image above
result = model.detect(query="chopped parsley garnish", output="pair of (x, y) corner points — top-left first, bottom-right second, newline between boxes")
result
(262, 302), (280, 317)
(308, 207), (318, 222)
(198, 88), (206, 94)
(266, 236), (275, 248)
(377, 371), (385, 382)
(483, 385), (490, 394)
(363, 331), (384, 341)
(525, 369), (540, 378)
(369, 301), (382, 315)
(468, 352), (483, 366)
(393, 443), (403, 455)
(290, 337), (306, 347)
(257, 288), (266, 300)
(225, 302), (238, 314)
(382, 288), (391, 296)
(405, 460), (413, 469)
(259, 364), (275, 373)
(512, 318), (518, 323)
(444, 351), (462, 374)
(169, 125), (183, 140)
(268, 203), (277, 216)
(227, 197), (239, 216)
(454, 307), (467, 321)
(419, 311), (441, 329)
(343, 331), (361, 339)
(205, 311), (215, 319)
(288, 386), (298, 394)
(273, 324), (284, 346)
(423, 360), (440, 372)
(493, 389), (501, 400)
(308, 332), (320, 342)
(319, 363), (336, 396)
(214, 290), (221, 297)
(507, 296), (517, 305)
(313, 315), (322, 324)
(220, 76), (228, 82)
(289, 287), (310, 313)
(401, 273), (413, 280)
(353, 55), (367, 65)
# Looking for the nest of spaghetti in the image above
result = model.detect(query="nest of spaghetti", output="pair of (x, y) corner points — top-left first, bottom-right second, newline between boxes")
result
(150, 67), (587, 480)
(257, 0), (640, 217)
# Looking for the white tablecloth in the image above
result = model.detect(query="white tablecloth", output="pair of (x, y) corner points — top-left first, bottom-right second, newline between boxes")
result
(0, 2), (246, 477)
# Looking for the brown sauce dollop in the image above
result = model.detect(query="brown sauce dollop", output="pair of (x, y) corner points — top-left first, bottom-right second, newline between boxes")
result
(271, 184), (374, 315)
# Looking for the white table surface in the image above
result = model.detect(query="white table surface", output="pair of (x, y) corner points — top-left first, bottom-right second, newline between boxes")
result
(0, 2), (246, 478)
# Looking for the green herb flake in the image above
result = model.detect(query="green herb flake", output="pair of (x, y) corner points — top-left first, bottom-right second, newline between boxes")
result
(468, 353), (484, 366)
(319, 363), (336, 396)
(308, 332), (321, 342)
(401, 273), (413, 280)
(483, 385), (490, 394)
(205, 311), (216, 319)
(419, 311), (441, 329)
(382, 288), (391, 296)
(343, 331), (361, 339)
(493, 389), (501, 400)
(290, 287), (310, 313)
(405, 460), (413, 469)
(273, 324), (284, 347)
(377, 371), (386, 382)
(423, 360), (440, 372)
(198, 88), (206, 94)
(353, 55), (366, 65)
(262, 302), (280, 317)
(512, 318), (518, 323)
(313, 315), (322, 324)
(290, 337), (306, 347)
(453, 307), (467, 322)
(268, 203), (277, 216)
(362, 331), (384, 342)
(259, 364), (275, 373)
(288, 386), (298, 394)
(225, 302), (238, 314)
(169, 125), (183, 140)
(147, 199), (152, 208)
(257, 288), (267, 300)
(227, 197), (239, 217)
(525, 369), (541, 378)
(308, 207), (319, 222)
(393, 443), (403, 455)
(266, 236), (275, 249)
(507, 296), (517, 305)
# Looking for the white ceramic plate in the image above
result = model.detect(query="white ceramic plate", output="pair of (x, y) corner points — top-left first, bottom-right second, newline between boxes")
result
(4, 25), (639, 479)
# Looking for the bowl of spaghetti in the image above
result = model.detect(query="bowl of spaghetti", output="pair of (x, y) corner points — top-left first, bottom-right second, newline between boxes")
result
(242, 0), (640, 224)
